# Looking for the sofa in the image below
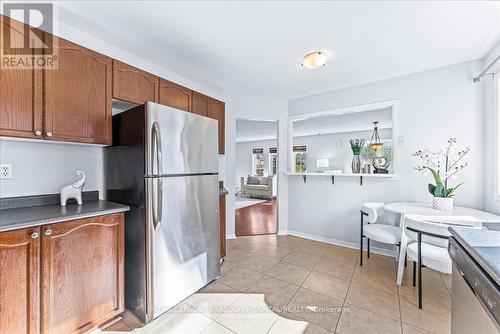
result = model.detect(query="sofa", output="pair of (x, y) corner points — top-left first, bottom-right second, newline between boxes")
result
(241, 175), (274, 199)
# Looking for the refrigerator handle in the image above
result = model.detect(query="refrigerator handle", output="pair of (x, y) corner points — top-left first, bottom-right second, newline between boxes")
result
(151, 121), (163, 175)
(152, 121), (163, 231)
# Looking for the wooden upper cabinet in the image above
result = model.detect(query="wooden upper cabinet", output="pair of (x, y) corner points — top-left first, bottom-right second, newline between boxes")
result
(41, 214), (124, 334)
(113, 60), (158, 104)
(0, 227), (41, 334)
(208, 98), (225, 154)
(158, 78), (192, 112)
(44, 35), (112, 145)
(192, 91), (210, 117)
(0, 15), (43, 139)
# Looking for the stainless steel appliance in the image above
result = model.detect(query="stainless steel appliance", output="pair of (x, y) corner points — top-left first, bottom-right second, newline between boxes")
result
(105, 102), (220, 323)
(449, 237), (499, 334)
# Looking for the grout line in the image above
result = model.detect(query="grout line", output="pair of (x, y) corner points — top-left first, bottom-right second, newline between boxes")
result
(397, 283), (404, 334)
(334, 253), (359, 333)
(265, 316), (281, 334)
(400, 322), (435, 334)
(439, 273), (452, 296)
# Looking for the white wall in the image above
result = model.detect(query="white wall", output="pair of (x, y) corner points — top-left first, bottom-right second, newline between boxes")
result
(288, 60), (485, 252)
(0, 18), (224, 199)
(483, 40), (500, 215)
(0, 140), (103, 197)
(225, 92), (289, 238)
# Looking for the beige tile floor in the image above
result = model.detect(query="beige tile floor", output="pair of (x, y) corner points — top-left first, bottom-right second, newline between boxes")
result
(101, 235), (451, 334)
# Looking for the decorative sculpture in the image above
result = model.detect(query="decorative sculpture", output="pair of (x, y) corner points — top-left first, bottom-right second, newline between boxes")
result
(60, 171), (86, 206)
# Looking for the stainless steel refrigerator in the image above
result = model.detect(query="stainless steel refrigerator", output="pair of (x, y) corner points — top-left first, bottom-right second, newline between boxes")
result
(105, 102), (220, 323)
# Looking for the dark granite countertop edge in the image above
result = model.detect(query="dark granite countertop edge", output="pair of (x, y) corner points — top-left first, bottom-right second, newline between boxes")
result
(449, 227), (500, 286)
(0, 201), (130, 233)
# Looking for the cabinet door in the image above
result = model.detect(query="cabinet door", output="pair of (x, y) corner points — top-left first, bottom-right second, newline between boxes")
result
(208, 98), (225, 154)
(192, 91), (209, 117)
(0, 15), (43, 139)
(113, 60), (158, 104)
(219, 195), (226, 258)
(0, 227), (40, 334)
(44, 35), (112, 144)
(158, 78), (192, 112)
(41, 214), (124, 334)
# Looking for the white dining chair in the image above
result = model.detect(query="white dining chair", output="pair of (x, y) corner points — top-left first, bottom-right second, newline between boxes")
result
(360, 202), (402, 266)
(404, 215), (452, 309)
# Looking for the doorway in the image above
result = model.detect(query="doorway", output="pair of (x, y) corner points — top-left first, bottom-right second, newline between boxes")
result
(235, 119), (278, 236)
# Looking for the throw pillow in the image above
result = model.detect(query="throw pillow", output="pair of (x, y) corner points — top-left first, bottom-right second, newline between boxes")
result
(247, 175), (260, 185)
(258, 176), (269, 185)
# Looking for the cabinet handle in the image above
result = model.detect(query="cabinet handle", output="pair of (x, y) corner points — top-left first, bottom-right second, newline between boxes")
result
(31, 232), (39, 239)
(44, 228), (52, 236)
(34, 130), (42, 136)
(46, 132), (53, 137)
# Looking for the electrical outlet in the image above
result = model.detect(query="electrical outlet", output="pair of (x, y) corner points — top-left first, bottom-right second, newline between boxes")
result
(0, 164), (12, 179)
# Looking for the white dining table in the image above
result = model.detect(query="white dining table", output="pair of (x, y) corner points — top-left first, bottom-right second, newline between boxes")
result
(383, 201), (500, 285)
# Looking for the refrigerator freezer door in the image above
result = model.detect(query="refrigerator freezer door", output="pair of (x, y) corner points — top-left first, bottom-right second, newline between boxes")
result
(149, 174), (220, 319)
(145, 102), (218, 176)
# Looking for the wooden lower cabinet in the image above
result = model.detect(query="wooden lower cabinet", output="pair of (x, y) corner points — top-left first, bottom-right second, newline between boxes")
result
(219, 195), (226, 258)
(0, 227), (41, 334)
(0, 213), (124, 334)
(41, 214), (124, 333)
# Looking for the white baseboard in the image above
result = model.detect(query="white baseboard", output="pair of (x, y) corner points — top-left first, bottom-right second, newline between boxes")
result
(226, 234), (237, 240)
(286, 229), (396, 258)
(277, 229), (288, 236)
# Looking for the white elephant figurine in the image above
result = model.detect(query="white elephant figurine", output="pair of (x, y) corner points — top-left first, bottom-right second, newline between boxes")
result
(60, 171), (86, 206)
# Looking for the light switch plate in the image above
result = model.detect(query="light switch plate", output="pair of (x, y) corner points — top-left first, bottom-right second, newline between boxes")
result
(0, 164), (12, 179)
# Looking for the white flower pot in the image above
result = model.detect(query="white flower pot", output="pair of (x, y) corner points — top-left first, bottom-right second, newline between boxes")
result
(433, 197), (454, 211)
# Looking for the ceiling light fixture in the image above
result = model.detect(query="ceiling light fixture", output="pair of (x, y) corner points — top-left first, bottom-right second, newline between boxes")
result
(301, 51), (327, 69)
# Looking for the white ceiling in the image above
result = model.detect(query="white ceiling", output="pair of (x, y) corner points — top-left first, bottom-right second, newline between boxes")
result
(236, 120), (278, 143)
(56, 1), (500, 98)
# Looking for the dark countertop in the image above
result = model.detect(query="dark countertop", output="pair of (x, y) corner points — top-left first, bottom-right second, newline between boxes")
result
(449, 227), (500, 286)
(0, 200), (130, 232)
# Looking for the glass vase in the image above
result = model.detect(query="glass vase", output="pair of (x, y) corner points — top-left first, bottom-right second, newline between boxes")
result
(351, 154), (361, 173)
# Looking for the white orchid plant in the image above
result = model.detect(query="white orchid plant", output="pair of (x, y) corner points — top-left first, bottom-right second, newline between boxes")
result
(413, 138), (470, 198)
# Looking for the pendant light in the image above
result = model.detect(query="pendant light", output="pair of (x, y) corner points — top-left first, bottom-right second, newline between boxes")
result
(369, 121), (383, 151)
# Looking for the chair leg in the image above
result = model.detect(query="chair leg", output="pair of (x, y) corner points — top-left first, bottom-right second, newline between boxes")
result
(412, 261), (416, 287)
(360, 212), (363, 266)
(367, 238), (370, 258)
(400, 243), (407, 267)
(418, 233), (423, 309)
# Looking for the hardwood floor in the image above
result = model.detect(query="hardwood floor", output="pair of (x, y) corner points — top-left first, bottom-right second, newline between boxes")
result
(235, 200), (276, 236)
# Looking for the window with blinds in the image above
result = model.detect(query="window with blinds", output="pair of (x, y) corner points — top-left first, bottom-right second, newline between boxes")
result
(293, 145), (307, 152)
(293, 145), (307, 173)
(252, 147), (264, 176)
(269, 147), (277, 175)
